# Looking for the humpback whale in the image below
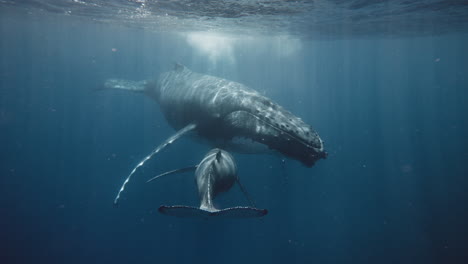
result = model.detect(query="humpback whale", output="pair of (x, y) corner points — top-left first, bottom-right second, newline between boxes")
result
(147, 148), (267, 218)
(106, 64), (327, 204)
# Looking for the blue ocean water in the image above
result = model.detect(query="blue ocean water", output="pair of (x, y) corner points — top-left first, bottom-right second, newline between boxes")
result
(1, 1), (468, 264)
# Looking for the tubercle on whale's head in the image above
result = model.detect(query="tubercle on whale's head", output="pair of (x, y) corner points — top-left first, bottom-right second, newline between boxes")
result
(270, 135), (327, 167)
(235, 92), (327, 167)
(223, 110), (327, 167)
(275, 128), (327, 167)
(303, 148), (328, 167)
(253, 110), (327, 167)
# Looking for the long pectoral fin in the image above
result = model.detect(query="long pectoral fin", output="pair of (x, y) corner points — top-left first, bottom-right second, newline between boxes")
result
(159, 205), (268, 218)
(114, 123), (197, 205)
(146, 166), (197, 183)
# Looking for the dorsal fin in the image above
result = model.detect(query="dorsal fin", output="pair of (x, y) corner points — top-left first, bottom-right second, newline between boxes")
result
(174, 62), (186, 72)
(215, 150), (222, 162)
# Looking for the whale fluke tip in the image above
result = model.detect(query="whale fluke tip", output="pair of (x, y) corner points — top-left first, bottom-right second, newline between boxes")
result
(159, 205), (268, 218)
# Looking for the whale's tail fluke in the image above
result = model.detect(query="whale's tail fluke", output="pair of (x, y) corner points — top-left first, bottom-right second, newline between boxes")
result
(159, 205), (268, 218)
(102, 79), (147, 93)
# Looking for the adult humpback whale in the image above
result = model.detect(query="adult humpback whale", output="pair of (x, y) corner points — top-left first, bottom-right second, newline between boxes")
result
(147, 148), (267, 218)
(106, 64), (326, 204)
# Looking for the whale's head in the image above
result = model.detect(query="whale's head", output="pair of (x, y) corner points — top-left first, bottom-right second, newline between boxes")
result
(223, 98), (327, 167)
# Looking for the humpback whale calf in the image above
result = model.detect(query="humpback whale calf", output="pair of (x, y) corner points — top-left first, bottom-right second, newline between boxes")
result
(147, 148), (267, 218)
(106, 64), (327, 204)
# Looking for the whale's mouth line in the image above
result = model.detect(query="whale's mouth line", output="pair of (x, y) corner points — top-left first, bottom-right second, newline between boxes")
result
(239, 111), (324, 154)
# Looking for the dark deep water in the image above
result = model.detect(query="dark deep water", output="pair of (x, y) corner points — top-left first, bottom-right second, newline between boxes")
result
(1, 3), (468, 264)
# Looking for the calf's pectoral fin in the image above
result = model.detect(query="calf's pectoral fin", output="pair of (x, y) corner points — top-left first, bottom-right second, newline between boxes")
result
(146, 166), (197, 183)
(113, 123), (197, 205)
(236, 179), (256, 207)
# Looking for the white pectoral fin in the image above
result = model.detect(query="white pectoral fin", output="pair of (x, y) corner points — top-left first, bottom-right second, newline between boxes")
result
(146, 166), (197, 183)
(113, 123), (197, 205)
